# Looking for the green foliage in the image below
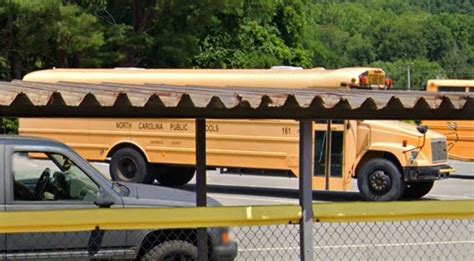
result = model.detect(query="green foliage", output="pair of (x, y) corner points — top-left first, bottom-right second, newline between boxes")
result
(57, 5), (104, 55)
(373, 14), (429, 62)
(0, 0), (472, 133)
(0, 0), (471, 73)
(1, 118), (18, 134)
(193, 0), (312, 68)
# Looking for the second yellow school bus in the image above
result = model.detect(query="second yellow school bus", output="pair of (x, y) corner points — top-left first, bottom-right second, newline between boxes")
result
(424, 79), (474, 161)
(20, 67), (452, 201)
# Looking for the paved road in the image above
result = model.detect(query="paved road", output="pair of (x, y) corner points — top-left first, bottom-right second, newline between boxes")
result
(93, 160), (473, 205)
(450, 159), (474, 178)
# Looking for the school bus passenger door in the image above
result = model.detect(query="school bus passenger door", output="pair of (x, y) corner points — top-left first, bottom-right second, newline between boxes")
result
(313, 120), (345, 190)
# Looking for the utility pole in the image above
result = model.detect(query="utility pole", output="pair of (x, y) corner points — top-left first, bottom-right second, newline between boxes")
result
(407, 65), (411, 91)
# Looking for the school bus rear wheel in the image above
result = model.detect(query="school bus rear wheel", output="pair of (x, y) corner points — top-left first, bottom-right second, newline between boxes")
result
(155, 166), (196, 187)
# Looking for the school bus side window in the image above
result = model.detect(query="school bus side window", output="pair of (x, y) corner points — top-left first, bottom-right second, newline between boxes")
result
(437, 86), (467, 92)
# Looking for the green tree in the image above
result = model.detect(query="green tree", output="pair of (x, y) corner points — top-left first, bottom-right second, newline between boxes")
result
(0, 0), (104, 78)
(422, 16), (454, 62)
(56, 4), (104, 67)
(372, 14), (428, 62)
(442, 47), (474, 79)
(194, 0), (312, 68)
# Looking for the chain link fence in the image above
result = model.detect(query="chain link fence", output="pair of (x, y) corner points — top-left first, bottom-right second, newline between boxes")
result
(2, 219), (471, 260)
(3, 227), (234, 260)
(312, 219), (472, 261)
(232, 219), (472, 260)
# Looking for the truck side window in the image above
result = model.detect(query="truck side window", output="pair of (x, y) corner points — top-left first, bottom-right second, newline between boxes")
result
(12, 152), (100, 202)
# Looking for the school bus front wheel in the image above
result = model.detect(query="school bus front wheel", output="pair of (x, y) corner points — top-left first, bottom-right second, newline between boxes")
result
(357, 158), (405, 201)
(110, 147), (154, 184)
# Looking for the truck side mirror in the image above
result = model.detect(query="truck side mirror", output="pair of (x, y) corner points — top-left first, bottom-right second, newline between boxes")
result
(94, 190), (114, 208)
(416, 125), (428, 135)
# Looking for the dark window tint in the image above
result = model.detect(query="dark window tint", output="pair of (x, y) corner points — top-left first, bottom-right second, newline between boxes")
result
(438, 87), (467, 92)
(313, 131), (343, 177)
(315, 120), (344, 124)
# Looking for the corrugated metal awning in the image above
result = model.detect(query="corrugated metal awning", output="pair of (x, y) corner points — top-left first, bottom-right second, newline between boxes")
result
(0, 80), (472, 120)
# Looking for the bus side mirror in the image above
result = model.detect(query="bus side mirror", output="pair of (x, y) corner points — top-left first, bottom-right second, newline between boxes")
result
(447, 121), (457, 131)
(416, 125), (428, 135)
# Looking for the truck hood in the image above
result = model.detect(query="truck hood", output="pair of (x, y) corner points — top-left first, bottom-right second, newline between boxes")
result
(119, 182), (221, 207)
(362, 120), (446, 139)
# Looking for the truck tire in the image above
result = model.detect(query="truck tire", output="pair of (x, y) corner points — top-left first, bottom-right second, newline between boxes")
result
(155, 166), (195, 187)
(142, 240), (197, 261)
(357, 158), (405, 201)
(110, 148), (154, 184)
(402, 181), (434, 199)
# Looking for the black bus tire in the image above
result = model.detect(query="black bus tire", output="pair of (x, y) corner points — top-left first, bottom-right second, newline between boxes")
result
(110, 148), (153, 184)
(155, 166), (195, 187)
(357, 158), (405, 201)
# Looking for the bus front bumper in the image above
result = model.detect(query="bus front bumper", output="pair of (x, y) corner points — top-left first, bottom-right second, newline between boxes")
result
(403, 165), (454, 182)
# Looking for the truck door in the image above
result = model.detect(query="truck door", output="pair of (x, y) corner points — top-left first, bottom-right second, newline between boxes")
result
(4, 145), (126, 258)
(313, 120), (345, 190)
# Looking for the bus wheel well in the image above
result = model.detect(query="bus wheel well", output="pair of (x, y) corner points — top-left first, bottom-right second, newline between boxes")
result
(355, 151), (403, 178)
(107, 143), (148, 163)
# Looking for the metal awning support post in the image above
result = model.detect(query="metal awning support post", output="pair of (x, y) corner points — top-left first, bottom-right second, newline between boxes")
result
(299, 120), (314, 260)
(196, 118), (208, 261)
(324, 120), (332, 190)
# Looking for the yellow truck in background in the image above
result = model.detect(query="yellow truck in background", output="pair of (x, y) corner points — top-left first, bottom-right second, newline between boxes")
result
(20, 67), (453, 201)
(423, 79), (474, 161)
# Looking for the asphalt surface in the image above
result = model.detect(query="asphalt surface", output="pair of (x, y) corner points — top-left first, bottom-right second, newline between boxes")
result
(93, 160), (473, 205)
(450, 160), (474, 179)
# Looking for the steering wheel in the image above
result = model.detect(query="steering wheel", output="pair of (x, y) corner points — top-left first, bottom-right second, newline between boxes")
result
(34, 168), (51, 200)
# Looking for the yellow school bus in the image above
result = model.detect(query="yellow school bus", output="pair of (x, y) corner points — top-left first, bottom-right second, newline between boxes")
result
(424, 79), (474, 161)
(20, 67), (452, 201)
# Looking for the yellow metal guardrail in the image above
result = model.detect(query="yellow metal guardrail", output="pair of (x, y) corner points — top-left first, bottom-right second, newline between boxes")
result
(313, 200), (474, 223)
(0, 205), (301, 234)
(0, 201), (472, 234)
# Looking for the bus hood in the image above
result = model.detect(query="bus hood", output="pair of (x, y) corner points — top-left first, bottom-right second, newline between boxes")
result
(361, 120), (446, 139)
(120, 182), (222, 207)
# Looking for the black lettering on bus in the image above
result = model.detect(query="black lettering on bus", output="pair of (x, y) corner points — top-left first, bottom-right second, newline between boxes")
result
(170, 123), (188, 131)
(206, 124), (219, 133)
(282, 127), (291, 135)
(139, 122), (163, 130)
(116, 121), (132, 129)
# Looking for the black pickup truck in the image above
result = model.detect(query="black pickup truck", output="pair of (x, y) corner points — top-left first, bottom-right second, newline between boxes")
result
(0, 135), (237, 260)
